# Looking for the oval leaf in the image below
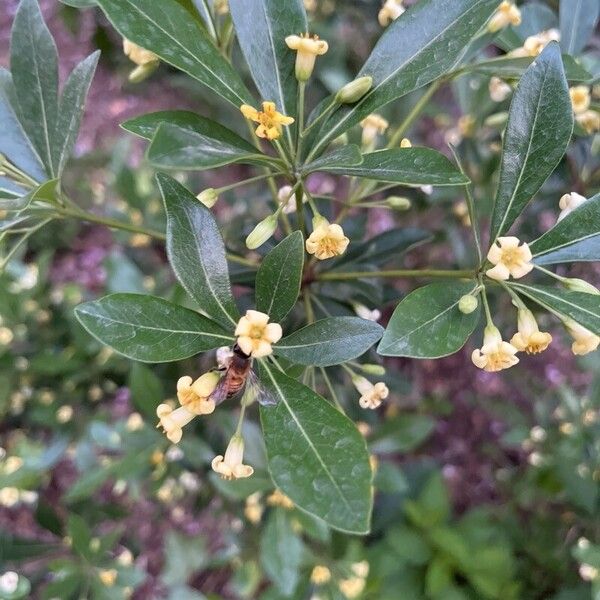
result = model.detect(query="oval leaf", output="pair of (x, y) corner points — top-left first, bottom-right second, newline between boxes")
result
(75, 293), (233, 362)
(255, 231), (304, 322)
(275, 317), (383, 366)
(157, 173), (239, 329)
(301, 144), (363, 175)
(378, 281), (481, 358)
(560, 0), (599, 56)
(260, 364), (372, 534)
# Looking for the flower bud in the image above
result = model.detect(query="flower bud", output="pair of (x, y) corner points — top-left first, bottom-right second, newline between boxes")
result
(458, 294), (478, 314)
(387, 196), (411, 211)
(197, 188), (218, 208)
(335, 76), (373, 104)
(245, 214), (278, 249)
(311, 214), (329, 229)
(331, 133), (349, 146)
(359, 363), (386, 376)
(400, 138), (412, 148)
(564, 278), (600, 295)
(128, 62), (159, 83)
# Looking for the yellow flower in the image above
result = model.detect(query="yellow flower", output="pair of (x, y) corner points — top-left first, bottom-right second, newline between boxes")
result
(339, 575), (366, 599)
(564, 319), (600, 356)
(126, 412), (144, 431)
(472, 325), (519, 372)
(244, 492), (263, 524)
(360, 114), (389, 148)
(311, 565), (332, 585)
(98, 569), (118, 587)
(486, 236), (533, 281)
(510, 29), (560, 57)
(378, 0), (405, 27)
(123, 39), (159, 82)
(489, 77), (512, 102)
(285, 33), (329, 81)
(353, 376), (389, 410)
(510, 308), (552, 354)
(267, 488), (295, 509)
(558, 192), (587, 222)
(305, 218), (350, 260)
(488, 1), (522, 32)
(211, 434), (254, 480)
(240, 101), (294, 140)
(570, 86), (591, 114)
(576, 110), (600, 134)
(156, 405), (193, 444)
(235, 310), (282, 358)
(400, 137), (412, 148)
(351, 561), (370, 579)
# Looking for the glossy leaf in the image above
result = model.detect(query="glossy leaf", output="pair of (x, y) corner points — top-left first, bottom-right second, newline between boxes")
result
(255, 231), (304, 322)
(508, 284), (600, 335)
(260, 364), (372, 533)
(530, 193), (600, 265)
(96, 0), (253, 107)
(378, 281), (481, 358)
(75, 293), (233, 362)
(301, 144), (363, 175)
(230, 0), (306, 147)
(490, 43), (573, 241)
(560, 0), (599, 56)
(275, 317), (384, 366)
(123, 110), (222, 140)
(312, 0), (499, 155)
(325, 148), (469, 186)
(10, 0), (59, 176)
(157, 173), (239, 328)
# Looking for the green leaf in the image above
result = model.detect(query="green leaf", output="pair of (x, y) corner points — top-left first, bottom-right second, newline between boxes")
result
(10, 0), (59, 176)
(260, 509), (303, 597)
(405, 471), (451, 529)
(59, 0), (96, 6)
(161, 532), (209, 587)
(255, 231), (304, 322)
(301, 144), (363, 175)
(148, 122), (273, 171)
(324, 148), (469, 186)
(129, 362), (164, 418)
(53, 51), (100, 176)
(530, 193), (600, 264)
(157, 173), (240, 328)
(508, 283), (600, 335)
(560, 0), (599, 56)
(311, 0), (499, 155)
(75, 293), (233, 362)
(274, 317), (383, 366)
(96, 0), (253, 107)
(378, 281), (480, 358)
(369, 414), (435, 454)
(489, 43), (573, 241)
(230, 0), (306, 147)
(260, 364), (372, 534)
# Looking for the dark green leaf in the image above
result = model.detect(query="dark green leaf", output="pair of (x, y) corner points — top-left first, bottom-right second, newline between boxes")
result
(508, 283), (600, 335)
(312, 0), (499, 155)
(157, 173), (239, 328)
(75, 293), (233, 362)
(96, 0), (253, 107)
(260, 364), (372, 533)
(59, 0), (96, 6)
(490, 43), (573, 241)
(324, 148), (469, 186)
(560, 0), (599, 56)
(255, 231), (304, 322)
(530, 193), (600, 264)
(369, 414), (435, 454)
(129, 362), (164, 418)
(378, 281), (480, 358)
(301, 144), (363, 175)
(10, 0), (59, 176)
(275, 317), (383, 366)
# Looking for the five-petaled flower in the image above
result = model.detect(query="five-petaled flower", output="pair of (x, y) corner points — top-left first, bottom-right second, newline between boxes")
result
(212, 434), (254, 480)
(563, 319), (600, 356)
(510, 308), (552, 355)
(378, 0), (405, 27)
(285, 33), (329, 81)
(488, 1), (521, 32)
(240, 101), (294, 141)
(353, 376), (389, 410)
(235, 310), (282, 358)
(305, 217), (350, 260)
(486, 236), (533, 281)
(472, 325), (519, 372)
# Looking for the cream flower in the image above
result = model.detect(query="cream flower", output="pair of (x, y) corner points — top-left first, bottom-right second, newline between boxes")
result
(488, 1), (521, 32)
(564, 319), (600, 356)
(510, 29), (560, 57)
(98, 569), (118, 587)
(305, 218), (350, 260)
(156, 405), (194, 444)
(486, 236), (533, 281)
(211, 434), (254, 480)
(576, 110), (600, 134)
(235, 310), (282, 358)
(123, 39), (159, 82)
(354, 303), (381, 322)
(378, 0), (405, 27)
(0, 572), (19, 595)
(558, 192), (587, 222)
(570, 86), (591, 114)
(285, 33), (329, 81)
(278, 185), (307, 214)
(472, 325), (520, 372)
(353, 376), (389, 409)
(510, 308), (552, 354)
(489, 77), (512, 102)
(360, 114), (389, 148)
(240, 101), (294, 140)
(311, 565), (332, 585)
(244, 492), (263, 524)
(267, 488), (295, 508)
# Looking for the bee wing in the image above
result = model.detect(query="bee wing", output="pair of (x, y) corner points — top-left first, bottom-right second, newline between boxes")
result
(245, 370), (279, 407)
(209, 377), (231, 406)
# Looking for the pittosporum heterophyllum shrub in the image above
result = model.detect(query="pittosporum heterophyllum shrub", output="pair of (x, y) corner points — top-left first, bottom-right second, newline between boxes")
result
(1, 0), (599, 540)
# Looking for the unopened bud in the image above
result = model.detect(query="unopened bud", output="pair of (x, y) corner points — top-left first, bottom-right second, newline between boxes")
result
(335, 76), (373, 104)
(484, 111), (508, 128)
(400, 138), (412, 148)
(311, 214), (328, 229)
(196, 188), (219, 208)
(387, 196), (411, 211)
(331, 133), (349, 146)
(458, 294), (478, 314)
(359, 363), (386, 376)
(564, 278), (600, 295)
(246, 214), (278, 249)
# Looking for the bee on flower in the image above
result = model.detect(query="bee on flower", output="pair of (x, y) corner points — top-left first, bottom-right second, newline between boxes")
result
(235, 310), (282, 358)
(378, 0), (405, 27)
(352, 376), (389, 409)
(487, 1), (521, 32)
(510, 308), (552, 355)
(211, 433), (254, 480)
(486, 236), (534, 281)
(472, 325), (519, 372)
(285, 33), (329, 81)
(240, 101), (294, 141)
(305, 216), (350, 260)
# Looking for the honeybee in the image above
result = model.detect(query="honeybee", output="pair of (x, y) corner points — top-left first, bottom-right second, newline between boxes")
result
(209, 344), (278, 407)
